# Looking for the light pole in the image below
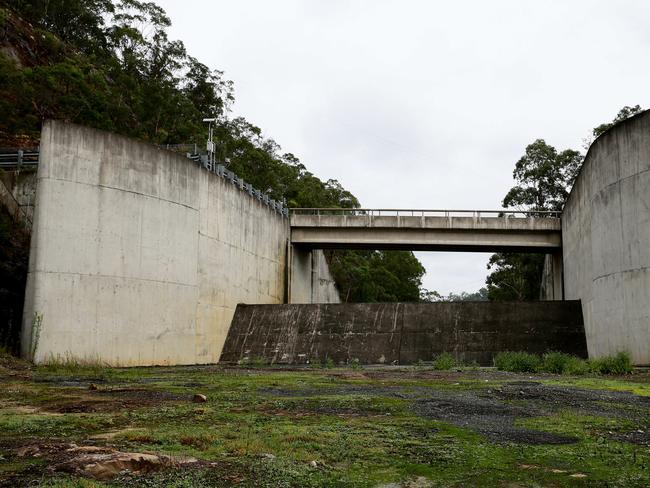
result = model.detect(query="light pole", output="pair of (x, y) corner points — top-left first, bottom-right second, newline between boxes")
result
(203, 118), (217, 170)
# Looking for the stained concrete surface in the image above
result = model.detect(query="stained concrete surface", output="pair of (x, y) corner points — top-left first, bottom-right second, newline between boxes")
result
(220, 301), (587, 365)
(21, 121), (339, 366)
(562, 109), (650, 364)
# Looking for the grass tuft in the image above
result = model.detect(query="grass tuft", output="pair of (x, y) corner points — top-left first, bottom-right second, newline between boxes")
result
(432, 352), (456, 370)
(493, 351), (541, 372)
(37, 353), (108, 377)
(590, 351), (633, 375)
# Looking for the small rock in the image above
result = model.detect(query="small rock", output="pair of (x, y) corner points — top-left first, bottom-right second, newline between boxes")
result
(259, 453), (276, 460)
(89, 383), (98, 390)
(309, 460), (318, 468)
(17, 446), (40, 458)
(192, 394), (207, 403)
(570, 473), (587, 478)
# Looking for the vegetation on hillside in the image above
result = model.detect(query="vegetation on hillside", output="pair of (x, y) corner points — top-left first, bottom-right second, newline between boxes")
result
(0, 0), (426, 322)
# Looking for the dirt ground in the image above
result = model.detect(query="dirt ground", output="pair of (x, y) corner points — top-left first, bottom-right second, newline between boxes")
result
(0, 359), (648, 487)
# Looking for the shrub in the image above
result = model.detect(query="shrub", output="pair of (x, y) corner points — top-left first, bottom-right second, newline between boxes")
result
(541, 351), (573, 374)
(432, 352), (456, 370)
(562, 356), (591, 375)
(349, 358), (362, 370)
(493, 351), (541, 372)
(590, 352), (633, 375)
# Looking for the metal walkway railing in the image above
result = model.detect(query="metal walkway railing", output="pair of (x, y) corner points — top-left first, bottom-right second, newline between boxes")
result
(289, 208), (562, 219)
(0, 148), (40, 169)
(0, 147), (289, 217)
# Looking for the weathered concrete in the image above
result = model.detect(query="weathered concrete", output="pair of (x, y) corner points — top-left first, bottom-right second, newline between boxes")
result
(290, 213), (561, 252)
(562, 110), (650, 365)
(540, 251), (564, 300)
(220, 301), (587, 365)
(289, 248), (340, 304)
(22, 121), (296, 365)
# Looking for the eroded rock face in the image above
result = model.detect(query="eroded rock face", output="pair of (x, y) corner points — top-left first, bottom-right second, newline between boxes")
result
(48, 444), (198, 480)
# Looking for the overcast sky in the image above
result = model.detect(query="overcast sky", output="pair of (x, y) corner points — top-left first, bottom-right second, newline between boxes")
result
(157, 0), (650, 295)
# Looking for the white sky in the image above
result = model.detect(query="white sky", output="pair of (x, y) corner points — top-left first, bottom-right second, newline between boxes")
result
(156, 0), (650, 295)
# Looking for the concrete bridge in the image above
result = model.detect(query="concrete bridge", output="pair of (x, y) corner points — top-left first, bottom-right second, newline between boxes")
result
(290, 209), (562, 253)
(287, 208), (565, 303)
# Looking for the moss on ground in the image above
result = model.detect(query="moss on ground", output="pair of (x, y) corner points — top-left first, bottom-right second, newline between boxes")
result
(0, 362), (648, 487)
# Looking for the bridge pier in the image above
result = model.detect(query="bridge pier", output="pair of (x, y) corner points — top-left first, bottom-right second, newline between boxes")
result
(288, 247), (341, 304)
(541, 250), (564, 300)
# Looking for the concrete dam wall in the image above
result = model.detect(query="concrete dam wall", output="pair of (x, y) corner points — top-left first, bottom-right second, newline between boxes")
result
(220, 301), (587, 365)
(21, 121), (338, 365)
(563, 110), (650, 365)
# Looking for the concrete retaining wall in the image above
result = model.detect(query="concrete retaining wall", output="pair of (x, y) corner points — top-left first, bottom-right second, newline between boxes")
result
(220, 301), (587, 365)
(22, 121), (294, 365)
(563, 110), (650, 365)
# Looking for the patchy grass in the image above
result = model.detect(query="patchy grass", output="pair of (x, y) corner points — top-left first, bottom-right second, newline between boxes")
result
(0, 362), (648, 487)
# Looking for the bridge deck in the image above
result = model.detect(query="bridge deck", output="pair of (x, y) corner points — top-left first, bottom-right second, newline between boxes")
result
(290, 210), (562, 252)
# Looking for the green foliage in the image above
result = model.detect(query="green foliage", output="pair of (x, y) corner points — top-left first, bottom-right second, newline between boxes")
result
(495, 351), (632, 376)
(486, 253), (545, 301)
(0, 1), (428, 305)
(422, 288), (488, 302)
(493, 351), (542, 372)
(329, 250), (425, 302)
(502, 139), (583, 213)
(541, 351), (578, 374)
(563, 356), (591, 375)
(590, 352), (633, 375)
(0, 205), (30, 353)
(592, 105), (643, 138)
(432, 352), (455, 370)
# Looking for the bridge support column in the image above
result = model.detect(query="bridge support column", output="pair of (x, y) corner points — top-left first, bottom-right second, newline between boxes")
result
(541, 250), (564, 300)
(288, 246), (341, 304)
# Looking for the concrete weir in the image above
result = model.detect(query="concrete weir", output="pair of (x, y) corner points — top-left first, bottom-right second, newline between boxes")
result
(220, 302), (588, 366)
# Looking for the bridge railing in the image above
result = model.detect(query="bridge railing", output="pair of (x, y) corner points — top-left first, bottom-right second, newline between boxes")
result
(290, 208), (561, 219)
(0, 147), (290, 217)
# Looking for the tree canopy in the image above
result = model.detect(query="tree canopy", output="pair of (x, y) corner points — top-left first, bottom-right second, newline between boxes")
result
(0, 0), (427, 305)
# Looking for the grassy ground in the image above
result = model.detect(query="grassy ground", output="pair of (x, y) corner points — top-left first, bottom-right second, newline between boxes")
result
(0, 355), (648, 487)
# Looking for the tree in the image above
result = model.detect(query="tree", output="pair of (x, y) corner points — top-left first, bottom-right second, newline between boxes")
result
(421, 288), (488, 302)
(487, 106), (643, 301)
(592, 105), (643, 138)
(1, 0), (430, 310)
(328, 250), (425, 303)
(486, 254), (544, 301)
(502, 139), (582, 212)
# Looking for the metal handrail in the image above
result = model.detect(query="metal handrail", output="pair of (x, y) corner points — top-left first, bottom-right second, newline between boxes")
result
(0, 147), (289, 217)
(289, 208), (561, 218)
